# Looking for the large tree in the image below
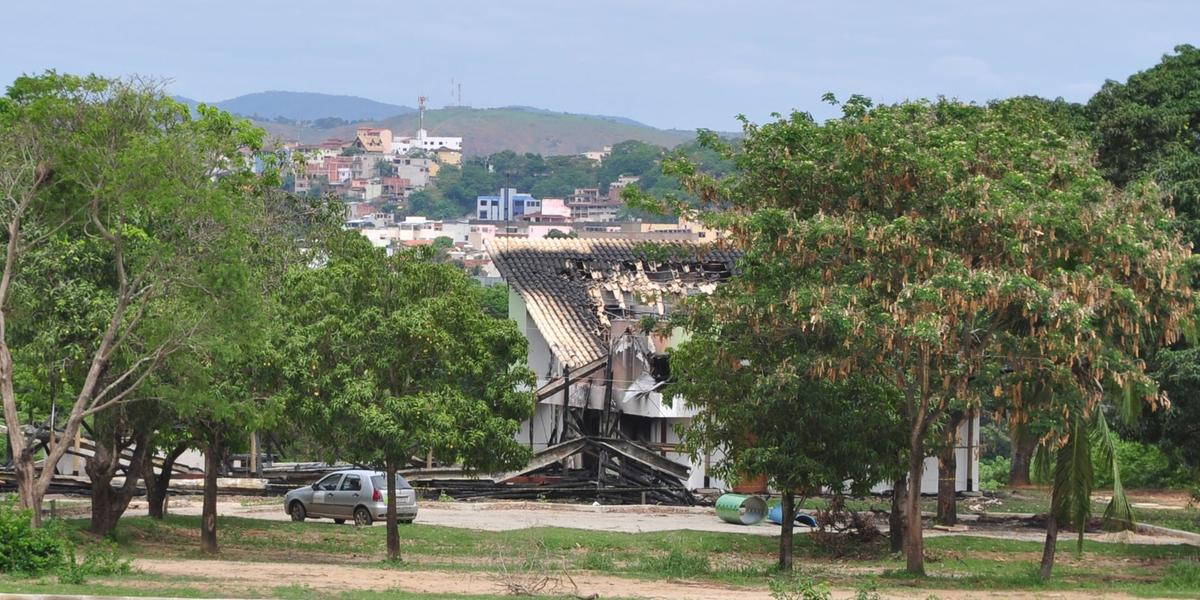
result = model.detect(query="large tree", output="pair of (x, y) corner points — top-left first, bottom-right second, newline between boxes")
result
(655, 96), (1196, 575)
(1087, 44), (1200, 479)
(0, 73), (266, 525)
(279, 233), (534, 561)
(666, 294), (903, 570)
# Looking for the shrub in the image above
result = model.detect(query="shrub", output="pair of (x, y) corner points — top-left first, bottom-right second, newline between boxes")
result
(0, 496), (67, 575)
(768, 573), (831, 600)
(1094, 439), (1187, 489)
(978, 456), (1012, 491)
(810, 496), (882, 558)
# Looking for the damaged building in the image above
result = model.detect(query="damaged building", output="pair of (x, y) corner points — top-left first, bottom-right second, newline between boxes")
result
(486, 238), (737, 496)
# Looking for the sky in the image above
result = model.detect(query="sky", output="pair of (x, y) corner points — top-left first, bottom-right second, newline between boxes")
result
(2, 1), (1197, 131)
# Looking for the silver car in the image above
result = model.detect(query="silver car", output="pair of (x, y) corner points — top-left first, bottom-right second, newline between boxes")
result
(284, 469), (418, 526)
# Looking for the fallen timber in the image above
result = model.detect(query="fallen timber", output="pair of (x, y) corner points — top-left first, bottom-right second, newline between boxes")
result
(402, 437), (695, 505)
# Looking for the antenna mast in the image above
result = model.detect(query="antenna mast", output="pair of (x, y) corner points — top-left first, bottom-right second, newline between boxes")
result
(418, 95), (427, 132)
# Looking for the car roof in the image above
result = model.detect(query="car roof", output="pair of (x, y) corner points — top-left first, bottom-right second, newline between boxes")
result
(329, 469), (382, 477)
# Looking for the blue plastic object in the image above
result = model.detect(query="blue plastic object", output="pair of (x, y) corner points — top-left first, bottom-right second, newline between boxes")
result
(767, 505), (818, 527)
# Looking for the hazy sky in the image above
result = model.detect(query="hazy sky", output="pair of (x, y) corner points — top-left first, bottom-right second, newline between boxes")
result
(3, 1), (1197, 130)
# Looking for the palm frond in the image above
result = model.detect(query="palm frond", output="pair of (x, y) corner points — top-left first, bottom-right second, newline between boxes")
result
(1116, 379), (1139, 427)
(1093, 411), (1135, 531)
(1052, 414), (1093, 553)
(1032, 439), (1052, 485)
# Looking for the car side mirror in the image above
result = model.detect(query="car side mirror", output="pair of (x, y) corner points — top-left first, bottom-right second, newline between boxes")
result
(311, 483), (319, 490)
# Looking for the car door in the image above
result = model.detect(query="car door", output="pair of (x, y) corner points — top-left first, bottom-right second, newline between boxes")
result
(330, 473), (364, 519)
(310, 473), (343, 518)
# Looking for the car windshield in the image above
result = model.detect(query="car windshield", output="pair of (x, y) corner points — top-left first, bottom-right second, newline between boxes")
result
(371, 475), (413, 490)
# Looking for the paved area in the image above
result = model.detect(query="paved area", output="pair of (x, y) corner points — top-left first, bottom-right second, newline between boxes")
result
(117, 497), (1199, 546)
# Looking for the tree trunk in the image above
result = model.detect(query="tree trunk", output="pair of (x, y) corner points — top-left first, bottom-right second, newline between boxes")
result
(200, 433), (221, 555)
(889, 476), (906, 554)
(385, 457), (400, 562)
(145, 443), (187, 519)
(905, 439), (926, 576)
(1009, 422), (1036, 486)
(88, 428), (152, 537)
(937, 414), (962, 526)
(778, 490), (795, 572)
(15, 459), (42, 527)
(1039, 511), (1058, 579)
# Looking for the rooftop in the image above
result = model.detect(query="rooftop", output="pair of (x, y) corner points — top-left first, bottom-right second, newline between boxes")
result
(487, 238), (737, 369)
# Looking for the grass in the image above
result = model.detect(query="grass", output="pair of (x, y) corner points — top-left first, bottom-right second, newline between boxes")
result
(48, 512), (1200, 598)
(0, 575), (576, 600)
(780, 487), (1200, 534)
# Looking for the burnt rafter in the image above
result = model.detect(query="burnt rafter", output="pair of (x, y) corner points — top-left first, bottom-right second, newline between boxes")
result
(488, 238), (739, 370)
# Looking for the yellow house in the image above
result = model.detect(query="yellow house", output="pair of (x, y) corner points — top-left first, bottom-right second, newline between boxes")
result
(435, 146), (462, 166)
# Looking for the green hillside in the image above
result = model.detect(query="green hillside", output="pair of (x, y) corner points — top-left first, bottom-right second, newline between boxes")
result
(256, 106), (699, 155)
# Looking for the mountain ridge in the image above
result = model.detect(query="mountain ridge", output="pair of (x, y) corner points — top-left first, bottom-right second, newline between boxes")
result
(177, 90), (706, 155)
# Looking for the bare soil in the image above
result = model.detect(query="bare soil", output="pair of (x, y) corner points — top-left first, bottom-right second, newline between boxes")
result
(131, 557), (1156, 600)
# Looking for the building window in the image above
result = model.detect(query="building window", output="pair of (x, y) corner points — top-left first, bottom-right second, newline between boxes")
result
(479, 211), (488, 219)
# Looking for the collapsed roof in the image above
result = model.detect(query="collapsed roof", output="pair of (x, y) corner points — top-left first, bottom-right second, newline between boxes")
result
(486, 238), (739, 369)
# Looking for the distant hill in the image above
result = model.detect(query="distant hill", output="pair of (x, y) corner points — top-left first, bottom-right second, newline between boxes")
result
(255, 106), (699, 156)
(181, 91), (415, 121)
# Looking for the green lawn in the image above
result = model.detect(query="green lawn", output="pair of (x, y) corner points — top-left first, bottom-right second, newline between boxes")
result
(786, 488), (1200, 534)
(37, 513), (1200, 598)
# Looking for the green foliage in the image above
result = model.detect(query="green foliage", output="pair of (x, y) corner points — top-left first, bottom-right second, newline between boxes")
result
(978, 457), (1013, 491)
(768, 573), (831, 600)
(278, 232), (535, 473)
(0, 498), (66, 575)
(661, 94), (1197, 576)
(57, 541), (131, 584)
(478, 285), (509, 320)
(1162, 559), (1200, 590)
(408, 139), (732, 221)
(1092, 438), (1185, 489)
(636, 549), (710, 579)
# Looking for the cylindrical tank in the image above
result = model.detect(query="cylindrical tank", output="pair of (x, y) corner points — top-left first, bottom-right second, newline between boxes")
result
(767, 505), (819, 527)
(715, 493), (767, 525)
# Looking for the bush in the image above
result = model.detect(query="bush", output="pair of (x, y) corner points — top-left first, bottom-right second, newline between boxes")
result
(58, 540), (133, 583)
(768, 573), (831, 600)
(1094, 439), (1188, 489)
(978, 456), (1012, 491)
(0, 496), (67, 575)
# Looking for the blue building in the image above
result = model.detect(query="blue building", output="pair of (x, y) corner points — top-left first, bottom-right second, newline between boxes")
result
(476, 188), (540, 221)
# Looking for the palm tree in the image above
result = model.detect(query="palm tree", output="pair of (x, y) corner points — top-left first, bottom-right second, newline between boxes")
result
(1035, 406), (1134, 579)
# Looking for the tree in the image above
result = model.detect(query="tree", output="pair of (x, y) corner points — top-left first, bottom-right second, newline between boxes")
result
(1087, 45), (1200, 479)
(0, 73), (268, 526)
(279, 233), (534, 561)
(656, 96), (1196, 575)
(375, 160), (396, 178)
(666, 293), (903, 570)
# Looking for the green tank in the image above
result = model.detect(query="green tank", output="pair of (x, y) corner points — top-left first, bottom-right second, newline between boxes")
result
(715, 493), (767, 525)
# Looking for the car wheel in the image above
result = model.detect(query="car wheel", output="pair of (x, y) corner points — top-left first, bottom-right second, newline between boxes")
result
(354, 506), (372, 527)
(289, 501), (306, 522)
(334, 519), (346, 525)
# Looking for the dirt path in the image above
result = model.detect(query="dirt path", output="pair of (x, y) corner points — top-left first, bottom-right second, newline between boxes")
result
(131, 557), (1159, 599)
